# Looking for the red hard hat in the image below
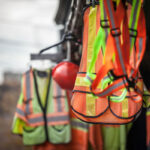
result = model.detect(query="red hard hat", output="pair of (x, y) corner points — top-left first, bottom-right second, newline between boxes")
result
(52, 62), (79, 90)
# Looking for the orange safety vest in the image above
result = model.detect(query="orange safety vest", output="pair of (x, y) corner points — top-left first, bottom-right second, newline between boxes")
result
(71, 0), (146, 124)
(33, 91), (103, 150)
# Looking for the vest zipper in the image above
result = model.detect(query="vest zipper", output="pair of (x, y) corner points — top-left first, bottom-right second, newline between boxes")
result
(43, 71), (52, 141)
(33, 69), (52, 142)
(43, 110), (49, 141)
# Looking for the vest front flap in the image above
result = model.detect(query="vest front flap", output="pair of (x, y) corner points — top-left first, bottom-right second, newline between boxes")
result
(47, 124), (71, 144)
(23, 126), (46, 145)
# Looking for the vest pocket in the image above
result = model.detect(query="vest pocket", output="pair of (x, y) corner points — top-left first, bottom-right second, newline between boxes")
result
(109, 96), (142, 119)
(72, 92), (109, 118)
(23, 126), (46, 145)
(48, 124), (71, 144)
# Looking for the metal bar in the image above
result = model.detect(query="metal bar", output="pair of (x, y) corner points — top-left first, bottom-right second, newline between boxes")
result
(30, 53), (64, 62)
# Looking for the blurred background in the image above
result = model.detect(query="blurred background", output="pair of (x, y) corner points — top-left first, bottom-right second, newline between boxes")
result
(0, 0), (59, 149)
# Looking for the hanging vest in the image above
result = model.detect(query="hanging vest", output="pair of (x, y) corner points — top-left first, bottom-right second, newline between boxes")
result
(71, 0), (146, 124)
(33, 91), (103, 150)
(15, 69), (71, 145)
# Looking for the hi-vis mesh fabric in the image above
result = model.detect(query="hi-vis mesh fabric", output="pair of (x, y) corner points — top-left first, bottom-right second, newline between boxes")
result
(12, 69), (71, 145)
(71, 0), (146, 124)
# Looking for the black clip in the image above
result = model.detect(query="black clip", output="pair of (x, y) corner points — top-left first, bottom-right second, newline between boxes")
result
(129, 28), (138, 38)
(125, 76), (136, 89)
(111, 28), (121, 37)
(109, 70), (125, 81)
(100, 20), (110, 28)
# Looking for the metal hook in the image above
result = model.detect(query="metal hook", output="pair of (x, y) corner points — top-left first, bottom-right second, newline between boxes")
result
(39, 33), (81, 54)
(92, 0), (96, 7)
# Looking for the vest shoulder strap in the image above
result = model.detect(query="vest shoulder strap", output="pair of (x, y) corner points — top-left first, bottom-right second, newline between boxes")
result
(23, 69), (33, 102)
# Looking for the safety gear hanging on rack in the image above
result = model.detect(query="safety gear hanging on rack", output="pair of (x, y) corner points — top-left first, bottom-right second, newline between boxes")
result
(12, 69), (71, 145)
(71, 0), (146, 124)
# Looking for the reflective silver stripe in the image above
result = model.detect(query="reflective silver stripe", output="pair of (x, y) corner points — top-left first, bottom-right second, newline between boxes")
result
(106, 0), (115, 28)
(28, 115), (69, 124)
(26, 103), (31, 115)
(130, 38), (143, 77)
(47, 115), (69, 123)
(131, 0), (140, 29)
(16, 108), (25, 117)
(55, 82), (63, 112)
(103, 5), (107, 20)
(71, 120), (89, 129)
(26, 71), (31, 102)
(138, 38), (143, 63)
(115, 37), (126, 74)
(25, 71), (32, 115)
(106, 0), (127, 75)
(103, 2), (109, 42)
(96, 79), (127, 97)
(130, 69), (134, 77)
(28, 116), (44, 124)
(129, 0), (141, 51)
(86, 75), (93, 83)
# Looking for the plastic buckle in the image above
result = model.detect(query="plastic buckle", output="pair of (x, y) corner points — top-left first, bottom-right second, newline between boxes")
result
(129, 28), (138, 38)
(100, 20), (110, 28)
(111, 28), (121, 37)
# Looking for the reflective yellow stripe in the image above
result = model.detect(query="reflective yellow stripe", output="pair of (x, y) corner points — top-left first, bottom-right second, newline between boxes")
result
(87, 7), (97, 72)
(86, 94), (97, 116)
(86, 6), (97, 116)
(75, 76), (90, 87)
(122, 98), (128, 118)
(75, 76), (101, 90)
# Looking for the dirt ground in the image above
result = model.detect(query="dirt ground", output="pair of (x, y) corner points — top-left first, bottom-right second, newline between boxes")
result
(0, 82), (32, 150)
